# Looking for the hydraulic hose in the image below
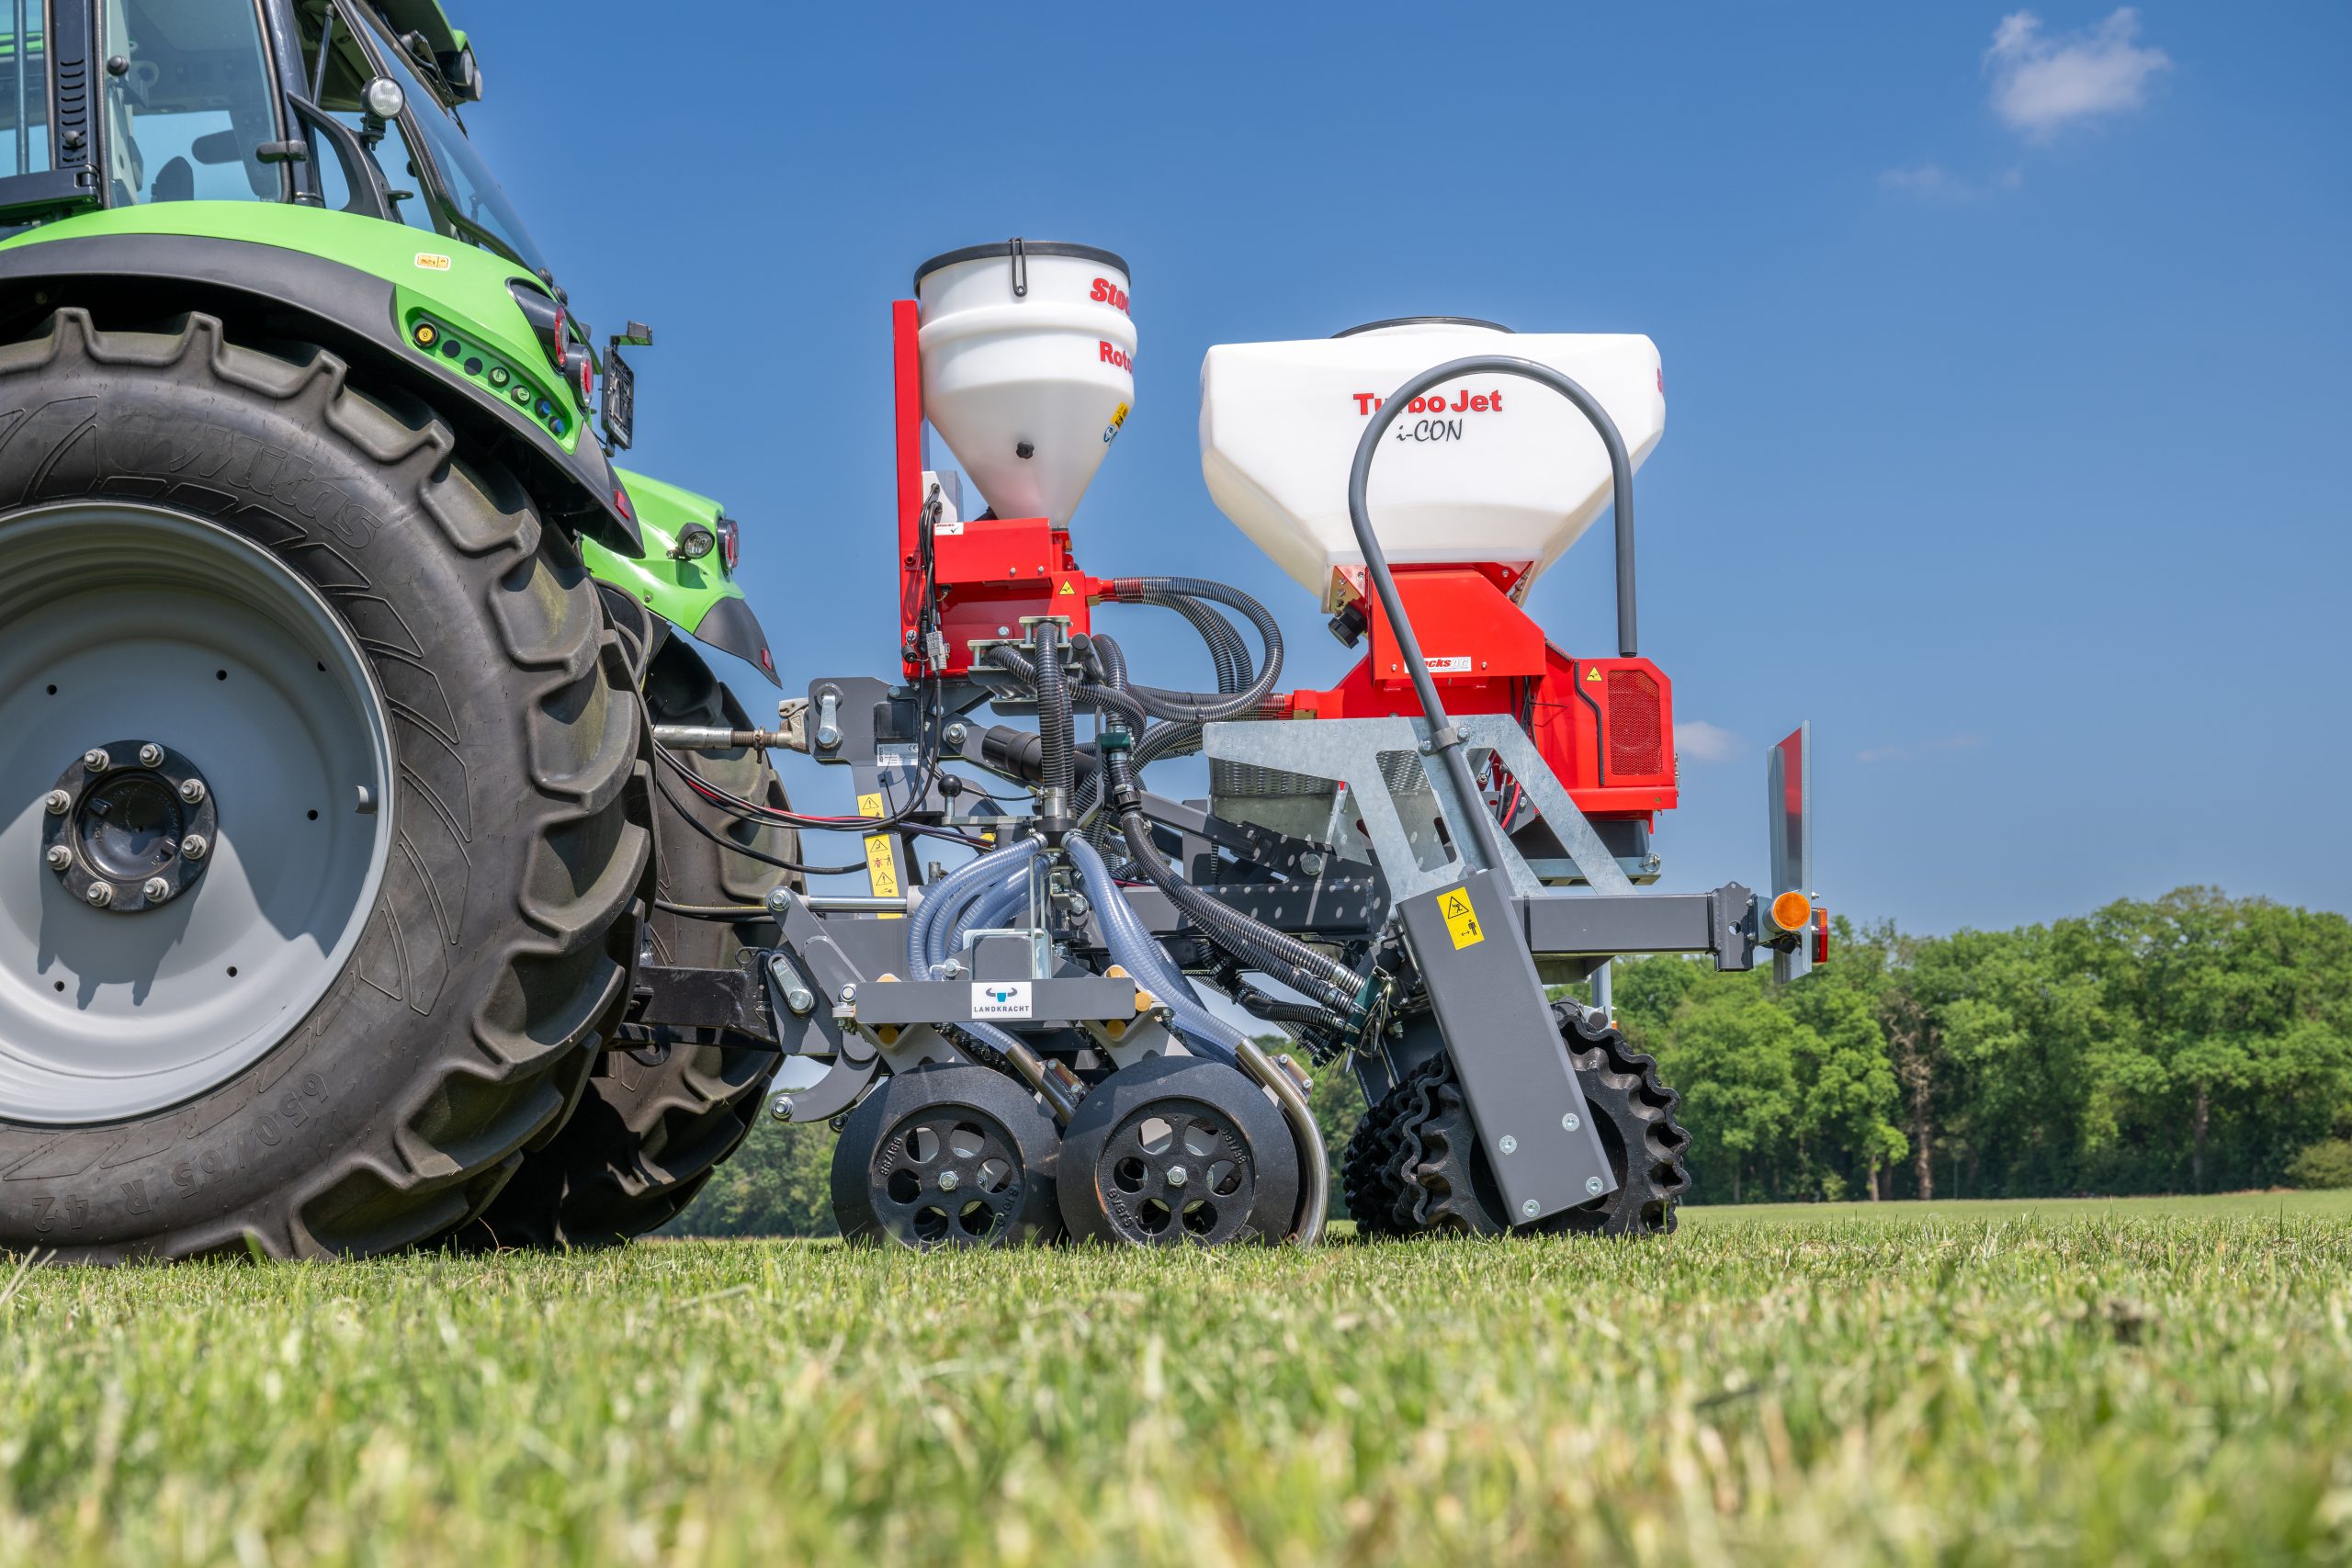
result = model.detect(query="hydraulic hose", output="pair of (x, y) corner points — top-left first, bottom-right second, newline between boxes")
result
(1346, 355), (1641, 876)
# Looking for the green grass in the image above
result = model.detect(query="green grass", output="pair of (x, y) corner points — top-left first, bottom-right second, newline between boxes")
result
(5, 1198), (2349, 1566)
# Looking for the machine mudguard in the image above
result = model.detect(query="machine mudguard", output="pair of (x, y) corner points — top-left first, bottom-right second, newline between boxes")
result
(594, 465), (780, 684)
(0, 216), (640, 554)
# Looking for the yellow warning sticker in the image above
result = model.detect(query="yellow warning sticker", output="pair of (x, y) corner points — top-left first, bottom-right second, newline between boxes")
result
(856, 792), (904, 917)
(413, 251), (452, 271)
(1440, 886), (1485, 950)
(1584, 666), (1602, 682)
(1057, 580), (1076, 596)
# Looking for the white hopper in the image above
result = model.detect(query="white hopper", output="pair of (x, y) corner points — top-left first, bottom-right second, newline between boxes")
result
(1198, 319), (1664, 606)
(915, 242), (1136, 528)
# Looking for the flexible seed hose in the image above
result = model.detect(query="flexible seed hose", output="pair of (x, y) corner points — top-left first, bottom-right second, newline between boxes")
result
(907, 837), (1039, 979)
(1066, 836), (1243, 1062)
(1108, 577), (1283, 723)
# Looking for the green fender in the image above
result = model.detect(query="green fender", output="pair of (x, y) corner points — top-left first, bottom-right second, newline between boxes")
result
(0, 202), (639, 551)
(597, 467), (779, 685)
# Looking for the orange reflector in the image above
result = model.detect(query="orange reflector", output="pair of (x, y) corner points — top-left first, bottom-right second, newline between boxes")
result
(1770, 890), (1813, 932)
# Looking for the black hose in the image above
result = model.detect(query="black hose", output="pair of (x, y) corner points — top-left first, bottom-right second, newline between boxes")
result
(1102, 740), (1361, 1017)
(1033, 619), (1073, 800)
(1109, 577), (1284, 723)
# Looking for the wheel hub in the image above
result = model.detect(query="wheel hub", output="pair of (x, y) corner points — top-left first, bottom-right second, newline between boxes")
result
(39, 740), (219, 915)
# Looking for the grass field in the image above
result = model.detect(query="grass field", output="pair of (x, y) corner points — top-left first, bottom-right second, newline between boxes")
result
(6, 1195), (2349, 1567)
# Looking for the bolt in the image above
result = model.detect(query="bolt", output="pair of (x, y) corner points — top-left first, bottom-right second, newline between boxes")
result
(1562, 1112), (1581, 1133)
(85, 883), (113, 908)
(1585, 1176), (1606, 1196)
(769, 1094), (796, 1122)
(839, 983), (856, 1004)
(944, 722), (968, 749)
(45, 845), (72, 872)
(1498, 1134), (1518, 1156)
(84, 749), (110, 773)
(43, 790), (71, 816)
(1521, 1198), (1541, 1218)
(179, 778), (207, 805)
(1165, 1164), (1189, 1189)
(937, 1169), (961, 1192)
(764, 886), (792, 915)
(142, 877), (172, 903)
(937, 958), (966, 980)
(138, 743), (164, 768)
(1298, 852), (1327, 877)
(180, 834), (208, 861)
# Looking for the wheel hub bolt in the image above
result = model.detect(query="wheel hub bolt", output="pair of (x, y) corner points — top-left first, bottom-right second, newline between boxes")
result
(141, 877), (172, 903)
(43, 790), (70, 816)
(83, 749), (109, 773)
(1165, 1164), (1189, 1189)
(44, 845), (72, 872)
(937, 1169), (961, 1192)
(85, 883), (113, 908)
(180, 833), (209, 861)
(179, 778), (208, 806)
(1585, 1176), (1605, 1196)
(137, 743), (165, 768)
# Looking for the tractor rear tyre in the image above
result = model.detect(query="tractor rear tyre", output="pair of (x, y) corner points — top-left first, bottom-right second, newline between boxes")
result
(453, 637), (797, 1247)
(0, 310), (649, 1260)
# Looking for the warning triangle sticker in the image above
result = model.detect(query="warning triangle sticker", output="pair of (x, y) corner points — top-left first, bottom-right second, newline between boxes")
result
(1584, 666), (1602, 682)
(1057, 581), (1075, 596)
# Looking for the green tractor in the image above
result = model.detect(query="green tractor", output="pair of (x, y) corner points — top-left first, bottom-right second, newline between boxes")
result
(0, 0), (794, 1258)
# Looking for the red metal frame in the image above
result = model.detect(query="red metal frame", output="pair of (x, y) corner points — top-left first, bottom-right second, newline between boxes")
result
(1280, 567), (1679, 823)
(896, 300), (1103, 678)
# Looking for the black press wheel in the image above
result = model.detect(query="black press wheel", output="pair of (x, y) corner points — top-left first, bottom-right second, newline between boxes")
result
(831, 1065), (1063, 1248)
(1057, 1055), (1300, 1247)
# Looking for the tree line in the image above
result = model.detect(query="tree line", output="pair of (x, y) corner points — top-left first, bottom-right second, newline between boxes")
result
(673, 886), (2352, 1235)
(1613, 886), (2352, 1202)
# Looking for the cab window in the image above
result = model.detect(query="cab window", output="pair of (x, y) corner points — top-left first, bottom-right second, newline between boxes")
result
(2, 1), (52, 181)
(99, 0), (285, 205)
(294, 0), (431, 231)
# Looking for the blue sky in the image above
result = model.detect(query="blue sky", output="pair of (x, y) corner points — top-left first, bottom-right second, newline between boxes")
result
(466, 3), (2347, 933)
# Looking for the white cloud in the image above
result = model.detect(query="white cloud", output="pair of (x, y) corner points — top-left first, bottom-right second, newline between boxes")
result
(1986, 8), (2172, 137)
(1857, 733), (1985, 765)
(1677, 719), (1742, 765)
(1881, 162), (2024, 202)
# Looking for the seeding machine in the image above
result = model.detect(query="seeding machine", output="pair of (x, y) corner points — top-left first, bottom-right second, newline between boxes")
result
(0, 0), (1819, 1258)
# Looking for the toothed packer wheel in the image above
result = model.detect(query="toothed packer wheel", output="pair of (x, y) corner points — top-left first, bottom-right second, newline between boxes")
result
(831, 1065), (1064, 1248)
(1057, 1055), (1300, 1247)
(1384, 1006), (1690, 1237)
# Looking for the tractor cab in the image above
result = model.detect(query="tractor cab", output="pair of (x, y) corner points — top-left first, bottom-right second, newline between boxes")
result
(0, 0), (524, 267)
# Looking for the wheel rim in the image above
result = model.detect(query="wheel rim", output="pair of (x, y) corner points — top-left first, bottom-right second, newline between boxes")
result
(867, 1105), (1031, 1247)
(0, 503), (395, 1124)
(1092, 1098), (1260, 1245)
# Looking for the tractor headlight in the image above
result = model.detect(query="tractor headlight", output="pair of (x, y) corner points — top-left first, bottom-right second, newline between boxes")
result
(671, 523), (717, 562)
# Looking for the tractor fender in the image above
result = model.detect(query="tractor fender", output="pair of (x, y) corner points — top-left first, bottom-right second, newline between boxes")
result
(0, 228), (642, 555)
